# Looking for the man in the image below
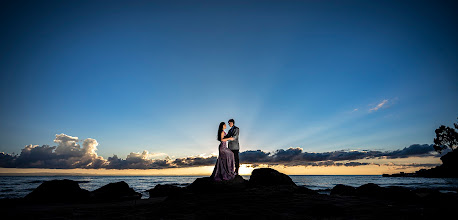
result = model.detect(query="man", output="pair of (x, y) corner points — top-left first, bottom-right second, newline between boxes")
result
(225, 119), (240, 175)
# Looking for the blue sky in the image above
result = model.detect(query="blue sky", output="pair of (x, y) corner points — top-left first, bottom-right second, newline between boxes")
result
(1, 0), (457, 160)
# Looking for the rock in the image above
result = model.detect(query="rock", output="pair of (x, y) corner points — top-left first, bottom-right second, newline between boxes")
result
(188, 175), (248, 193)
(330, 184), (356, 196)
(294, 186), (318, 195)
(91, 181), (141, 201)
(228, 174), (248, 185)
(384, 151), (458, 178)
(414, 188), (441, 199)
(148, 184), (186, 198)
(356, 183), (383, 197)
(383, 186), (417, 201)
(249, 168), (296, 187)
(24, 179), (90, 202)
(440, 150), (458, 169)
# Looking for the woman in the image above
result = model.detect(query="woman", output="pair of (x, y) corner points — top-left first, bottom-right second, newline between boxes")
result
(210, 122), (236, 181)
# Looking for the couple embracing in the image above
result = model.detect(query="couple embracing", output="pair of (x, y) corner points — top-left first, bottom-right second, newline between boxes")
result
(211, 118), (240, 181)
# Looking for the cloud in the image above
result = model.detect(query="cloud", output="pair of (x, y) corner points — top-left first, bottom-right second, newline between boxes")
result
(0, 133), (442, 169)
(370, 99), (388, 112)
(238, 150), (271, 163)
(307, 161), (373, 167)
(8, 134), (109, 169)
(0, 152), (16, 168)
(383, 144), (438, 159)
(105, 151), (173, 169)
(240, 144), (440, 166)
(172, 155), (217, 167)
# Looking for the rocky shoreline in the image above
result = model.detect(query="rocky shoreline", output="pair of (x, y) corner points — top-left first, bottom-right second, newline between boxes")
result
(383, 150), (458, 178)
(1, 168), (457, 219)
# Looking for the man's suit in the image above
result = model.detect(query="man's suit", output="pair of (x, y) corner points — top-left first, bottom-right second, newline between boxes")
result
(225, 125), (240, 174)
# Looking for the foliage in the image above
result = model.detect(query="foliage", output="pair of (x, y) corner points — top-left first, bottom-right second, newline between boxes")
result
(433, 118), (458, 153)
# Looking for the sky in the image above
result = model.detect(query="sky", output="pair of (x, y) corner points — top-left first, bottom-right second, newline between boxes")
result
(0, 0), (457, 175)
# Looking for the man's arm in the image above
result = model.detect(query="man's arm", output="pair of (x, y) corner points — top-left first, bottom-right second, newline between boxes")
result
(224, 131), (232, 139)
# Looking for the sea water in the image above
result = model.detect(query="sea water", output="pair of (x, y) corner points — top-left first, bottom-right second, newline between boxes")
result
(1, 175), (457, 199)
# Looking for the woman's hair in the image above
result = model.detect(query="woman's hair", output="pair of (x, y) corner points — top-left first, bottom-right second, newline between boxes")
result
(217, 122), (225, 141)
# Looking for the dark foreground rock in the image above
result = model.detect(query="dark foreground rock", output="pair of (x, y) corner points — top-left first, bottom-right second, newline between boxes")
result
(91, 181), (141, 201)
(148, 184), (187, 197)
(151, 170), (315, 198)
(187, 175), (248, 193)
(330, 184), (356, 196)
(249, 168), (296, 187)
(24, 179), (141, 203)
(330, 183), (454, 202)
(24, 179), (90, 202)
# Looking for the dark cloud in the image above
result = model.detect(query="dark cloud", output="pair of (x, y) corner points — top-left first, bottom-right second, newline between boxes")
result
(305, 161), (372, 167)
(0, 134), (441, 169)
(239, 144), (439, 166)
(105, 152), (173, 169)
(341, 162), (372, 167)
(172, 156), (217, 167)
(239, 150), (271, 163)
(0, 152), (16, 168)
(383, 144), (437, 158)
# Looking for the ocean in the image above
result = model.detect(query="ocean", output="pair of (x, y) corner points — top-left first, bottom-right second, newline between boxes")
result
(1, 175), (457, 200)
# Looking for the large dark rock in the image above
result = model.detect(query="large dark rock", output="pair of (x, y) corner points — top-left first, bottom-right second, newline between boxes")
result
(383, 186), (418, 201)
(294, 186), (319, 195)
(91, 181), (141, 201)
(331, 183), (418, 201)
(330, 184), (356, 196)
(188, 175), (248, 193)
(356, 183), (383, 197)
(148, 184), (186, 198)
(24, 179), (90, 202)
(413, 188), (442, 200)
(440, 150), (458, 169)
(249, 168), (296, 187)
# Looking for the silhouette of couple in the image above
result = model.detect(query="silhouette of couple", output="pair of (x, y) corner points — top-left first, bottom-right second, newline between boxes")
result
(210, 119), (240, 181)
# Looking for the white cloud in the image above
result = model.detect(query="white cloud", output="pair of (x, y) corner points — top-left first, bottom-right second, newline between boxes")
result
(370, 99), (388, 112)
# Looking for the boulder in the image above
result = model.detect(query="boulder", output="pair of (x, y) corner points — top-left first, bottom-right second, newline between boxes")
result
(332, 183), (419, 201)
(414, 188), (441, 200)
(249, 168), (296, 187)
(24, 179), (90, 202)
(383, 186), (418, 201)
(148, 184), (186, 198)
(330, 184), (356, 196)
(294, 186), (319, 195)
(188, 175), (248, 193)
(356, 183), (383, 197)
(440, 150), (458, 169)
(91, 181), (141, 201)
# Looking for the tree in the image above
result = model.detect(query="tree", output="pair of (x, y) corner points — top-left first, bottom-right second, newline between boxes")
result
(433, 117), (458, 153)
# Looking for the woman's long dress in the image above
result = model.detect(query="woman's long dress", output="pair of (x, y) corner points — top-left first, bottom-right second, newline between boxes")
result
(211, 131), (236, 181)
